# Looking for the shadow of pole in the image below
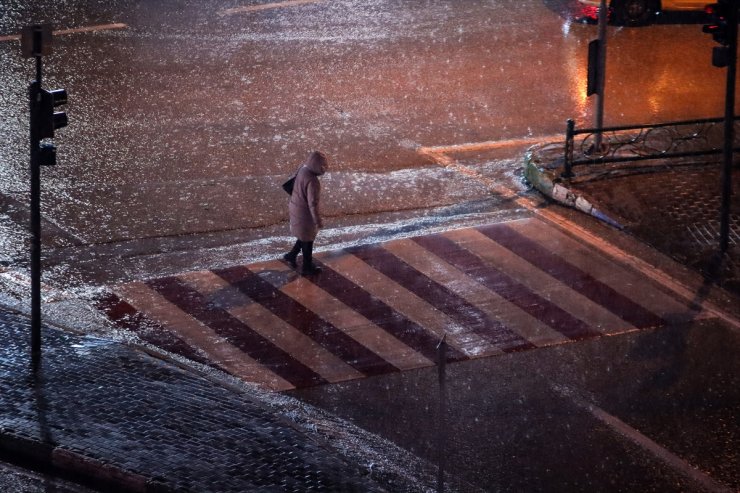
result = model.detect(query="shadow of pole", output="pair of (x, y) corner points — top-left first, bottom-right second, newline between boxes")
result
(437, 335), (447, 493)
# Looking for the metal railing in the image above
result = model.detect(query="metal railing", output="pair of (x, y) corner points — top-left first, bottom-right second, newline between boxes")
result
(562, 116), (740, 178)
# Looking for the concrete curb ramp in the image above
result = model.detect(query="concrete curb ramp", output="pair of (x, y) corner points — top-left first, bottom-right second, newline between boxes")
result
(524, 142), (624, 229)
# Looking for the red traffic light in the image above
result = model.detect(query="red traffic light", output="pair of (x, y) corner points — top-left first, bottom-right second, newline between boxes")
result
(704, 0), (733, 20)
(702, 2), (732, 46)
(705, 3), (720, 16)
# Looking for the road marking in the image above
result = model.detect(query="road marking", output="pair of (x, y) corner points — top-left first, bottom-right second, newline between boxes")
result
(443, 227), (632, 336)
(535, 205), (740, 331)
(214, 264), (401, 377)
(419, 137), (740, 332)
(304, 257), (458, 363)
(418, 134), (562, 157)
(321, 252), (495, 358)
(0, 23), (127, 42)
(384, 238), (570, 347)
(101, 217), (707, 390)
(349, 243), (534, 352)
(480, 222), (667, 330)
(181, 270), (361, 384)
(553, 384), (735, 493)
(220, 0), (326, 16)
(418, 136), (564, 200)
(116, 281), (295, 391)
(506, 218), (706, 324)
(278, 271), (433, 371)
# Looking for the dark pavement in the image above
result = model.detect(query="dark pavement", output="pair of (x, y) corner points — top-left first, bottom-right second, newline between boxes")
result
(1, 2), (738, 491)
(2, 149), (739, 491)
(1, 136), (739, 491)
(0, 0), (729, 263)
(292, 318), (740, 493)
(0, 308), (393, 492)
(572, 164), (740, 293)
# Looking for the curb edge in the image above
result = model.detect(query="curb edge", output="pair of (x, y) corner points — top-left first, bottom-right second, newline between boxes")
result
(524, 148), (624, 230)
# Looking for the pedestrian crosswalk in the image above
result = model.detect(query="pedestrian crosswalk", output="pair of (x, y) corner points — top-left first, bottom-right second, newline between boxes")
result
(97, 218), (704, 392)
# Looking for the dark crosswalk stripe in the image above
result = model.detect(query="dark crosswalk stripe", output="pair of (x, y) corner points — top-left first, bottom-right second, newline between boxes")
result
(96, 291), (224, 372)
(347, 245), (535, 352)
(214, 265), (400, 377)
(480, 224), (666, 329)
(309, 260), (467, 363)
(412, 235), (601, 341)
(147, 277), (328, 388)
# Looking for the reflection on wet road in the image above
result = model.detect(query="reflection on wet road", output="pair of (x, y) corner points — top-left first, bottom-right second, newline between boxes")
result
(0, 0), (731, 284)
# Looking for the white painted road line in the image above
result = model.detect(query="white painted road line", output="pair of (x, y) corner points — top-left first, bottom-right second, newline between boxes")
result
(220, 0), (326, 16)
(535, 205), (740, 331)
(418, 134), (562, 199)
(420, 137), (740, 332)
(0, 23), (127, 42)
(418, 134), (563, 156)
(553, 384), (735, 493)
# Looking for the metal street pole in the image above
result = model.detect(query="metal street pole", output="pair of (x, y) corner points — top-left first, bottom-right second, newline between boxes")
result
(22, 24), (61, 367)
(594, 0), (608, 151)
(30, 60), (42, 363)
(24, 27), (47, 365)
(719, 4), (737, 254)
(22, 25), (68, 366)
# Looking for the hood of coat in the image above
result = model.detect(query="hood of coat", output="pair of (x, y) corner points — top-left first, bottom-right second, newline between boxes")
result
(304, 151), (328, 176)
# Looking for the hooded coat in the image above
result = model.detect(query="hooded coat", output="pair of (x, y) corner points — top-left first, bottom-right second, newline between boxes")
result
(289, 151), (327, 242)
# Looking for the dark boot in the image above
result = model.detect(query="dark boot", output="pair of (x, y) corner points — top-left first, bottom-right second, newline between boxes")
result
(283, 240), (301, 268)
(301, 241), (322, 275)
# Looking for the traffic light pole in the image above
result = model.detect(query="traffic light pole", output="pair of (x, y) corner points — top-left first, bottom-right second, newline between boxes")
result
(22, 25), (68, 366)
(719, 4), (737, 254)
(594, 0), (608, 151)
(30, 54), (43, 365)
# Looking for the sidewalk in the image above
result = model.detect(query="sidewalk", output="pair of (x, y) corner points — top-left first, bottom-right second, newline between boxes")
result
(0, 307), (398, 492)
(525, 142), (740, 296)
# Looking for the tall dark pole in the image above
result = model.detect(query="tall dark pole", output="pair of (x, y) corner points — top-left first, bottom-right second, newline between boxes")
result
(22, 25), (66, 365)
(719, 4), (737, 254)
(30, 39), (44, 364)
(594, 0), (608, 151)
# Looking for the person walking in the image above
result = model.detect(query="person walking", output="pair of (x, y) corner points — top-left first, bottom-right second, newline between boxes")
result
(283, 150), (328, 275)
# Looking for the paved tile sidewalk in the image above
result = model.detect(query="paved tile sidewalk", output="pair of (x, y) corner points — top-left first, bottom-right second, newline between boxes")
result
(0, 308), (386, 492)
(525, 145), (740, 295)
(572, 165), (740, 291)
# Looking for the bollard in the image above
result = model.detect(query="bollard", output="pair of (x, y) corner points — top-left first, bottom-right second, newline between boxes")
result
(562, 119), (575, 179)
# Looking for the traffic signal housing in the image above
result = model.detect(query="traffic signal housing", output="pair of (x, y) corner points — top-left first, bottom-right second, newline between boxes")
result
(37, 87), (68, 139)
(38, 142), (57, 167)
(29, 81), (67, 166)
(703, 1), (734, 67)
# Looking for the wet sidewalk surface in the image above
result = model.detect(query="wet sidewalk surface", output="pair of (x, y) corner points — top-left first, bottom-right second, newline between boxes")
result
(526, 142), (740, 295)
(0, 309), (384, 492)
(572, 164), (740, 291)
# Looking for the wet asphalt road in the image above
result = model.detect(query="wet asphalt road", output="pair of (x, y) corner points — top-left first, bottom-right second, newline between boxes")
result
(1, 4), (738, 491)
(0, 0), (729, 287)
(291, 318), (740, 492)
